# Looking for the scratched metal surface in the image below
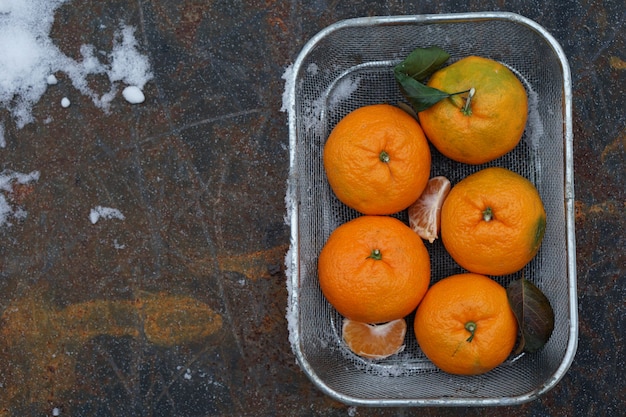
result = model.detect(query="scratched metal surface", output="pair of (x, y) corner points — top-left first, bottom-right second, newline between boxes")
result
(0, 1), (623, 416)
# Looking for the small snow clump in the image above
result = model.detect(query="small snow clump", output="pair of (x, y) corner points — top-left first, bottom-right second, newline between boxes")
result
(89, 206), (125, 224)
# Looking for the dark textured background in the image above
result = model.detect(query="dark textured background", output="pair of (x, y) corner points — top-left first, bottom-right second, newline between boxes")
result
(0, 1), (623, 416)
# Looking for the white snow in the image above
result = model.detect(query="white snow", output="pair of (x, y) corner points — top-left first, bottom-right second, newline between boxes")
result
(306, 63), (319, 75)
(282, 63), (303, 358)
(108, 25), (152, 88)
(122, 85), (145, 104)
(60, 97), (70, 108)
(0, 169), (40, 227)
(89, 206), (125, 224)
(284, 171), (299, 357)
(302, 95), (325, 133)
(0, 122), (5, 148)
(280, 64), (294, 113)
(52, 407), (61, 416)
(284, 242), (298, 355)
(0, 170), (40, 190)
(0, 0), (153, 128)
(329, 75), (361, 111)
(0, 197), (11, 225)
(525, 86), (544, 150)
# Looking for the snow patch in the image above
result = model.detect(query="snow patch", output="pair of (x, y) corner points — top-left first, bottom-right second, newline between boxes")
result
(525, 86), (544, 150)
(306, 63), (318, 75)
(0, 169), (40, 227)
(89, 206), (125, 224)
(284, 171), (299, 359)
(280, 63), (294, 113)
(328, 75), (361, 111)
(0, 0), (153, 128)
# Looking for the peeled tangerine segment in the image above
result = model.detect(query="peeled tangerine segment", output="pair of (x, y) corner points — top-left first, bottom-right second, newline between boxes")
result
(342, 318), (407, 360)
(408, 176), (451, 243)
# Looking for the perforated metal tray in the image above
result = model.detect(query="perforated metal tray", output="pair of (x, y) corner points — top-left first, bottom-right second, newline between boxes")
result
(284, 12), (577, 406)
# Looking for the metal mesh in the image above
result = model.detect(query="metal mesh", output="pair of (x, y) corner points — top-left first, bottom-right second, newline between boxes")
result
(288, 13), (575, 406)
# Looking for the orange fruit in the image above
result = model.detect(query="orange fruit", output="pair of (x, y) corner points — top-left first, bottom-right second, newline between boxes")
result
(418, 56), (528, 164)
(342, 318), (407, 360)
(440, 167), (546, 275)
(408, 176), (451, 243)
(414, 273), (518, 375)
(323, 104), (431, 215)
(318, 215), (431, 324)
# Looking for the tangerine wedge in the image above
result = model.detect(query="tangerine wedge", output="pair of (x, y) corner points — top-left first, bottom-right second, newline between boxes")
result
(408, 176), (451, 243)
(342, 318), (407, 360)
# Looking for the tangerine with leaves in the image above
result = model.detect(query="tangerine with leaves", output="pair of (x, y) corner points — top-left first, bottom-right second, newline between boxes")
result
(418, 56), (528, 164)
(318, 215), (430, 324)
(441, 167), (546, 276)
(342, 318), (407, 360)
(414, 273), (518, 375)
(323, 104), (431, 215)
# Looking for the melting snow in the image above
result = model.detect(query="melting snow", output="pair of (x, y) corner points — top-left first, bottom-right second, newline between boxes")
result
(0, 169), (40, 227)
(0, 0), (153, 129)
(280, 64), (294, 114)
(0, 0), (154, 231)
(89, 206), (125, 224)
(328, 75), (361, 111)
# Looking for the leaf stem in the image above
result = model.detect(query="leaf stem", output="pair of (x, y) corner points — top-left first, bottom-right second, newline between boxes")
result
(450, 88), (472, 97)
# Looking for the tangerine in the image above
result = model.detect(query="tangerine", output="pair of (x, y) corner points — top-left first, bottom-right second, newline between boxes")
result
(408, 176), (451, 243)
(318, 215), (430, 324)
(323, 104), (431, 215)
(440, 167), (546, 276)
(414, 273), (518, 375)
(342, 318), (407, 360)
(418, 56), (528, 164)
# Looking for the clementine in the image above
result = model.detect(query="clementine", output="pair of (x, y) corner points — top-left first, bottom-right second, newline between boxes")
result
(323, 104), (431, 215)
(440, 167), (546, 276)
(414, 273), (518, 375)
(342, 318), (407, 360)
(418, 56), (528, 164)
(318, 215), (430, 324)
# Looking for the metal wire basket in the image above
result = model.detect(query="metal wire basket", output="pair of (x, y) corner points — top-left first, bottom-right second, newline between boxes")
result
(285, 12), (577, 406)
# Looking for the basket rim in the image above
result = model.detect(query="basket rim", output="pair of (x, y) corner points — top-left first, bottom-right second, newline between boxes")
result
(285, 11), (577, 407)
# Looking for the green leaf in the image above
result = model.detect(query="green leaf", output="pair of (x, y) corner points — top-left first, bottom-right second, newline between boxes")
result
(506, 278), (555, 354)
(394, 46), (450, 81)
(394, 71), (452, 113)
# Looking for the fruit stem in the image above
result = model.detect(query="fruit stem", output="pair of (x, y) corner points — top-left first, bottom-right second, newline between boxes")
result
(465, 321), (476, 342)
(367, 248), (382, 260)
(461, 87), (475, 116)
(379, 150), (390, 163)
(482, 207), (493, 222)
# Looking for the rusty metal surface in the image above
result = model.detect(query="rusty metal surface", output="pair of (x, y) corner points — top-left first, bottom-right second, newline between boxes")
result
(0, 1), (623, 416)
